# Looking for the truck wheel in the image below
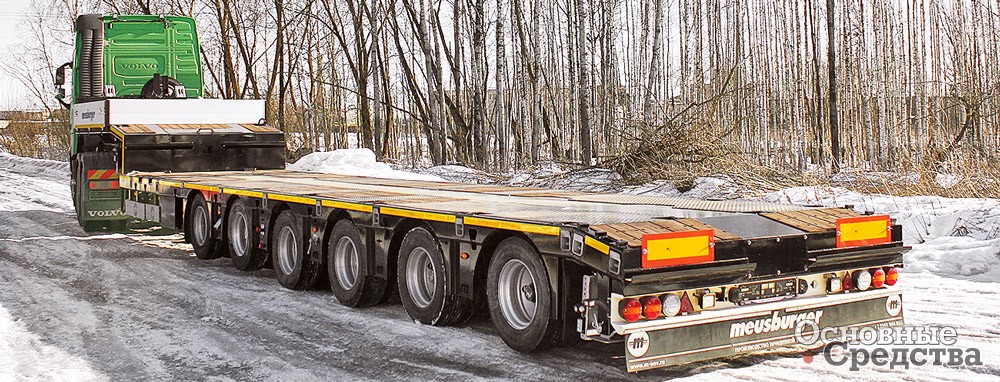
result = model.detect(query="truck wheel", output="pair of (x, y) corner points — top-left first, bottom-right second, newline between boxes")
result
(271, 210), (321, 290)
(70, 158), (79, 213)
(228, 198), (266, 271)
(397, 227), (465, 325)
(487, 237), (558, 352)
(72, 158), (85, 225)
(187, 193), (223, 260)
(328, 219), (383, 307)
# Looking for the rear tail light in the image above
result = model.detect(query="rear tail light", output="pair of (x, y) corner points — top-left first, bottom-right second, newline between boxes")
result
(871, 269), (886, 288)
(620, 299), (642, 322)
(89, 180), (119, 190)
(886, 267), (899, 286)
(641, 297), (661, 319)
(852, 270), (872, 291)
(841, 271), (854, 291)
(660, 294), (681, 317)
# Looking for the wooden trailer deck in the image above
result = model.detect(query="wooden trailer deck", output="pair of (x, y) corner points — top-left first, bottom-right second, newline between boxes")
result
(122, 169), (862, 246)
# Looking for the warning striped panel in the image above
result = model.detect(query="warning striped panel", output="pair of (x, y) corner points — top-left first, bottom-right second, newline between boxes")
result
(87, 169), (118, 180)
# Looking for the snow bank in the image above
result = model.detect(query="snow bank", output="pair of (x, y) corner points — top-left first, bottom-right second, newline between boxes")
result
(0, 153), (73, 212)
(765, 186), (1000, 243)
(0, 152), (70, 179)
(421, 165), (495, 184)
(288, 149), (445, 182)
(765, 185), (1000, 283)
(0, 304), (105, 381)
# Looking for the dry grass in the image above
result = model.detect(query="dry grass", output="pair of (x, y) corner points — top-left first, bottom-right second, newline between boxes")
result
(605, 124), (1000, 199)
(0, 111), (70, 160)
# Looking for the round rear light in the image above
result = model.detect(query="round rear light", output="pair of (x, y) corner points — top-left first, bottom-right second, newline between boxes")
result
(660, 294), (682, 317)
(620, 299), (642, 322)
(641, 297), (662, 319)
(871, 269), (886, 288)
(886, 267), (899, 286)
(853, 270), (872, 291)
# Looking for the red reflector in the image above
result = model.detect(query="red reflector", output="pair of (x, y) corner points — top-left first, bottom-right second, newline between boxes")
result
(641, 297), (661, 320)
(886, 268), (899, 286)
(89, 180), (119, 190)
(678, 292), (695, 314)
(620, 299), (642, 322)
(841, 271), (854, 291)
(872, 269), (886, 288)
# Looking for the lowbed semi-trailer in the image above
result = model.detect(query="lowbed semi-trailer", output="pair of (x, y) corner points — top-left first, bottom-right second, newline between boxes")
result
(119, 169), (909, 371)
(61, 13), (910, 372)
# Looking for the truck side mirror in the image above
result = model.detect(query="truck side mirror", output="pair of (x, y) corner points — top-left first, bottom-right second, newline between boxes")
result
(54, 62), (72, 108)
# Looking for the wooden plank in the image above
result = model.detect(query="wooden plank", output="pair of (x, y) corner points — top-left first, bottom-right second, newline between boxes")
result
(591, 224), (642, 246)
(761, 211), (831, 233)
(649, 219), (694, 233)
(818, 207), (859, 218)
(775, 211), (831, 231)
(624, 221), (675, 236)
(760, 212), (822, 233)
(241, 124), (281, 133)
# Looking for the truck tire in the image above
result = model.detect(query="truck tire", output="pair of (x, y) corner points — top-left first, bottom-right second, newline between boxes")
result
(72, 158), (84, 225)
(228, 198), (266, 271)
(397, 227), (468, 326)
(487, 237), (559, 352)
(328, 219), (383, 307)
(70, 158), (79, 213)
(187, 193), (223, 260)
(271, 210), (321, 290)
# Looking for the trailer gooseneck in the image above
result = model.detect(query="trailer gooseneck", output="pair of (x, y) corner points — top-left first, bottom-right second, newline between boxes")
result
(61, 14), (910, 372)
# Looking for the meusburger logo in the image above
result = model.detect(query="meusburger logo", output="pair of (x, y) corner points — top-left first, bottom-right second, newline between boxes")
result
(730, 310), (825, 338)
(87, 210), (123, 217)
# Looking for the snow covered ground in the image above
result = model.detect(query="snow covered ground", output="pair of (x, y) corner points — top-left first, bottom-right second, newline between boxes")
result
(289, 149), (444, 182)
(1, 149), (998, 380)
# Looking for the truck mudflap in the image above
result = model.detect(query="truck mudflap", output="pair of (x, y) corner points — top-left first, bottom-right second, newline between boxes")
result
(622, 288), (904, 372)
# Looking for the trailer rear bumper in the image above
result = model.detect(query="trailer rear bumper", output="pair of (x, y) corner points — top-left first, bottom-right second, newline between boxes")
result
(621, 288), (904, 372)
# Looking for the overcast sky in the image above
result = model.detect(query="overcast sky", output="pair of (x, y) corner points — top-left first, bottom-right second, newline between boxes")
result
(0, 0), (35, 109)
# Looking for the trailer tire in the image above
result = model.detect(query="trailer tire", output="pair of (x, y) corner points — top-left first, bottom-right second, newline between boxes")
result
(271, 210), (321, 290)
(327, 219), (382, 307)
(228, 198), (266, 271)
(487, 237), (559, 352)
(397, 227), (463, 326)
(187, 193), (223, 260)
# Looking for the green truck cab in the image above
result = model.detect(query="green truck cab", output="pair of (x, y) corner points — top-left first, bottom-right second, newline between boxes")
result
(56, 14), (284, 231)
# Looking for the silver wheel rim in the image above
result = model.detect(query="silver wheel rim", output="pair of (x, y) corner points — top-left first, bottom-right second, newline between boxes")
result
(192, 204), (208, 246)
(334, 236), (360, 290)
(276, 226), (298, 275)
(498, 259), (537, 330)
(405, 247), (436, 308)
(229, 209), (250, 257)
